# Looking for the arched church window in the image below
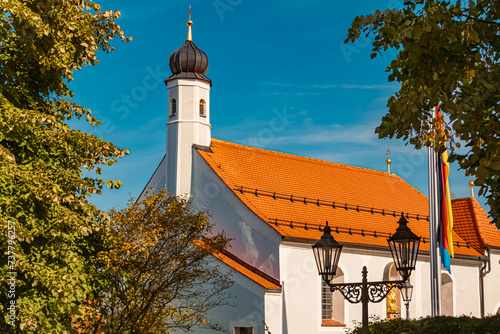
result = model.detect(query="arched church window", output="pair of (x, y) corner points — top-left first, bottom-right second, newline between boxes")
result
(321, 268), (345, 326)
(199, 99), (206, 117)
(171, 98), (177, 116)
(386, 263), (402, 319)
(441, 273), (454, 316)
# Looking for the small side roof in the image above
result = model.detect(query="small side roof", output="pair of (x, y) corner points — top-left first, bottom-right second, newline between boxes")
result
(194, 240), (281, 290)
(452, 197), (500, 253)
(212, 249), (281, 290)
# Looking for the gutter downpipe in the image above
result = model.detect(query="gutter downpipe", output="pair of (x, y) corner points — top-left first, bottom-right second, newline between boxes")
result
(479, 244), (491, 318)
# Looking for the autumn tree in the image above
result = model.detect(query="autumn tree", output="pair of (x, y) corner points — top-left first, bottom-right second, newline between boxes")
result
(93, 189), (234, 334)
(0, 0), (129, 332)
(345, 0), (500, 226)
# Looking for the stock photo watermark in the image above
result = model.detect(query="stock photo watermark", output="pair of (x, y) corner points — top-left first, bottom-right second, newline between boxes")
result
(213, 0), (243, 21)
(339, 0), (402, 64)
(95, 64), (170, 137)
(245, 106), (298, 148)
(395, 149), (426, 179)
(6, 219), (17, 327)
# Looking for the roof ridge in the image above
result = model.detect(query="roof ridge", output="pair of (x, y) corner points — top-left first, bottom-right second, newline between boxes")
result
(211, 138), (429, 200)
(211, 138), (393, 177)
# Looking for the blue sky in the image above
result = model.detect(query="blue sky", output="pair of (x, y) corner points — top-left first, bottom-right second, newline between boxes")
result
(69, 0), (487, 213)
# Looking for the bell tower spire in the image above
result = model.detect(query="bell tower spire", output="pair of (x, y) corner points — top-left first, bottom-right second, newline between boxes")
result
(164, 7), (211, 197)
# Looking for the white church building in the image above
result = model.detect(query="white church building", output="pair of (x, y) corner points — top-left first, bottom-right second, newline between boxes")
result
(139, 17), (500, 334)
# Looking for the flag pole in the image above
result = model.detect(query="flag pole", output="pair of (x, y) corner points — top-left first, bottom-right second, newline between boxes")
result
(428, 109), (441, 317)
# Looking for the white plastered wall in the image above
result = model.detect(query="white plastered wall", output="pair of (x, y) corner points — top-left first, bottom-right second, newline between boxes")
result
(191, 151), (282, 279)
(137, 152), (498, 332)
(484, 248), (500, 315)
(178, 258), (268, 334)
(279, 241), (487, 334)
(166, 78), (211, 196)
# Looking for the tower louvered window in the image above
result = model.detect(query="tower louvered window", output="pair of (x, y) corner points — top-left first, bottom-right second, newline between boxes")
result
(199, 99), (206, 117)
(171, 99), (177, 116)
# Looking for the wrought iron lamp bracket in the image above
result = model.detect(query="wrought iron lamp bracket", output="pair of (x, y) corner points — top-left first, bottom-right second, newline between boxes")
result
(367, 280), (404, 303)
(326, 280), (405, 304)
(329, 283), (363, 303)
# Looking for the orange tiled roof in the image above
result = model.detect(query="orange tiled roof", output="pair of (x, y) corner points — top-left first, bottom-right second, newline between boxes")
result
(452, 197), (500, 253)
(196, 139), (481, 257)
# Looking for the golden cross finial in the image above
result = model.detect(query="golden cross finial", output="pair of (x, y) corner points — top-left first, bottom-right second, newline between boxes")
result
(469, 176), (475, 198)
(186, 5), (193, 41)
(451, 192), (456, 199)
(386, 149), (392, 173)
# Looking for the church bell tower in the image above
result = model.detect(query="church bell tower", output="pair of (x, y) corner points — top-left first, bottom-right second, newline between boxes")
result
(165, 8), (211, 197)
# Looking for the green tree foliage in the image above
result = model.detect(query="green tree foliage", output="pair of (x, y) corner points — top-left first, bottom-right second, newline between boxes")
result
(346, 0), (500, 226)
(0, 0), (130, 332)
(92, 189), (233, 334)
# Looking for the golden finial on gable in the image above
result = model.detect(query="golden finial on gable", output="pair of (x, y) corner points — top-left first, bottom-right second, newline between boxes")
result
(469, 176), (475, 198)
(386, 148), (392, 174)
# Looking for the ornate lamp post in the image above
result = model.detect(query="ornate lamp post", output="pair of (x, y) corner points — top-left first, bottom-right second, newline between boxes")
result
(312, 213), (421, 334)
(401, 281), (413, 319)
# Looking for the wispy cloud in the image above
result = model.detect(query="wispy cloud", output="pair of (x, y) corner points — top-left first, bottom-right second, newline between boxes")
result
(261, 81), (398, 90)
(239, 121), (381, 147)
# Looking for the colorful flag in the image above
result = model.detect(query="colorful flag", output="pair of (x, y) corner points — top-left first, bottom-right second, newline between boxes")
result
(436, 106), (454, 273)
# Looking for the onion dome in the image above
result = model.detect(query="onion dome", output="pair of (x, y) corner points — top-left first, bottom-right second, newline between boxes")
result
(165, 12), (211, 85)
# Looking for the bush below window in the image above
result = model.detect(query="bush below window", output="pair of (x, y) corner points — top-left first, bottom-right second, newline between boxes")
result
(346, 314), (500, 334)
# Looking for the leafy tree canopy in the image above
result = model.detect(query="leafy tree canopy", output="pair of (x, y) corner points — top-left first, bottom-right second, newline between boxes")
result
(88, 189), (234, 334)
(0, 0), (130, 331)
(346, 0), (500, 226)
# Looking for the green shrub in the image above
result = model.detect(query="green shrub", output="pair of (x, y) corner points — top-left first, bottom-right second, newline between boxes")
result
(345, 314), (500, 334)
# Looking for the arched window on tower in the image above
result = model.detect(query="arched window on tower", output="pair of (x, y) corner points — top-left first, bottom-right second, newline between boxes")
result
(321, 268), (345, 327)
(386, 263), (402, 319)
(441, 273), (454, 316)
(199, 99), (206, 117)
(171, 98), (177, 116)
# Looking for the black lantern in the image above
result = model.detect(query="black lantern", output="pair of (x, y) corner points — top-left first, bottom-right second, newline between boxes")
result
(387, 214), (421, 281)
(401, 281), (413, 303)
(312, 222), (343, 284)
(401, 281), (413, 319)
